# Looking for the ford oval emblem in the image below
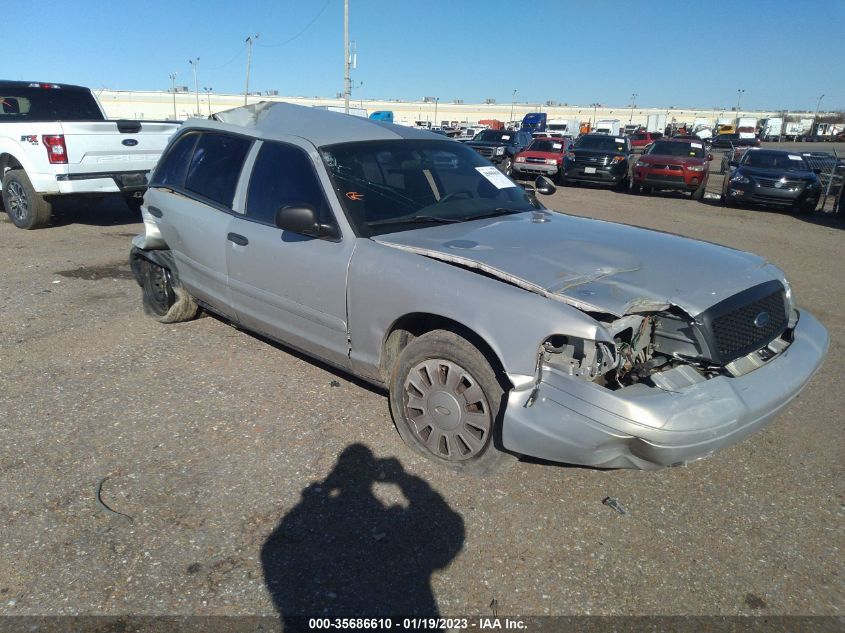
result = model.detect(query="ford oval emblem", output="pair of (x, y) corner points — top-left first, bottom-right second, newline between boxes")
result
(122, 139), (138, 147)
(753, 311), (770, 328)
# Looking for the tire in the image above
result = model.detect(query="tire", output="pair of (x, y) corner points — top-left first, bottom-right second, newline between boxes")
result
(2, 169), (52, 229)
(796, 199), (816, 215)
(500, 156), (513, 177)
(691, 183), (705, 200)
(125, 196), (143, 215)
(138, 256), (199, 323)
(641, 185), (653, 195)
(388, 329), (514, 474)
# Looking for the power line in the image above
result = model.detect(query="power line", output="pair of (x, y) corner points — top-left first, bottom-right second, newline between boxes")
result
(258, 0), (333, 48)
(204, 46), (246, 71)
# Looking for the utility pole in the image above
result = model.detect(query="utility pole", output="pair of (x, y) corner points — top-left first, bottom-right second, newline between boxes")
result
(204, 87), (213, 116)
(629, 92), (637, 123)
(189, 58), (200, 116)
(169, 72), (178, 120)
(735, 88), (745, 120)
(510, 89), (517, 123)
(244, 34), (259, 106)
(811, 94), (824, 137)
(343, 0), (350, 114)
(590, 102), (600, 127)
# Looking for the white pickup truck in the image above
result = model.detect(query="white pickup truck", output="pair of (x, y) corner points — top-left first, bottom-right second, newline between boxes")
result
(0, 81), (179, 229)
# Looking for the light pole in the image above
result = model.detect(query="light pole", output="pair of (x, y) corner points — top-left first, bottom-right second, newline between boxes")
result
(343, 0), (350, 114)
(188, 57), (200, 115)
(628, 92), (637, 124)
(244, 33), (259, 106)
(811, 93), (824, 137)
(203, 87), (213, 117)
(168, 72), (178, 120)
(735, 88), (745, 117)
(433, 97), (439, 127)
(510, 89), (517, 123)
(590, 102), (600, 128)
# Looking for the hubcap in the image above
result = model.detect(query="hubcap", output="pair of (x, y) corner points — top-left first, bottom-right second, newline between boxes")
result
(403, 359), (491, 461)
(7, 181), (28, 222)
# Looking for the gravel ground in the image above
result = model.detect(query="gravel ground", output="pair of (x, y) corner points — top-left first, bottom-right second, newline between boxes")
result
(0, 186), (842, 620)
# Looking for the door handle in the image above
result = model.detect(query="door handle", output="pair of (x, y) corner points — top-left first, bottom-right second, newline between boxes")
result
(147, 206), (162, 218)
(227, 232), (249, 246)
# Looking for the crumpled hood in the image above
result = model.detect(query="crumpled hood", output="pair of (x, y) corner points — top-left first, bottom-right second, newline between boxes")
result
(373, 212), (782, 317)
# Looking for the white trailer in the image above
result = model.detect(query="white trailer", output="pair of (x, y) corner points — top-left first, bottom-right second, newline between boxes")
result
(313, 105), (367, 118)
(594, 119), (622, 135)
(759, 117), (783, 141)
(546, 118), (578, 137)
(737, 116), (758, 139)
(646, 113), (667, 133)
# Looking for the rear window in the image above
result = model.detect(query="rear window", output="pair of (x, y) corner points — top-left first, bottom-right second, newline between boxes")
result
(150, 132), (200, 188)
(184, 133), (252, 208)
(0, 87), (103, 121)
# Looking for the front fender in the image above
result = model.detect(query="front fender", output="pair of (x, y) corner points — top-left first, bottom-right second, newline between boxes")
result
(347, 239), (609, 385)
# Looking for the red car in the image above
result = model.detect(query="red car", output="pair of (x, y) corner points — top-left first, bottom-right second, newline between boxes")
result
(512, 137), (573, 183)
(629, 131), (663, 150)
(631, 138), (713, 199)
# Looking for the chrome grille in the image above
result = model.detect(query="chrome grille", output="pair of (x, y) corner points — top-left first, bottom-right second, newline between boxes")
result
(757, 177), (803, 189)
(473, 146), (494, 158)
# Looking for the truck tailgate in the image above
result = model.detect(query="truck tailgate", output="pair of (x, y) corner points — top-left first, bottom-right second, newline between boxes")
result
(60, 121), (179, 174)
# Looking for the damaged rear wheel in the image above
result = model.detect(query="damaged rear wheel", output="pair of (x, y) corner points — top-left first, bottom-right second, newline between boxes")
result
(137, 256), (199, 323)
(388, 330), (514, 474)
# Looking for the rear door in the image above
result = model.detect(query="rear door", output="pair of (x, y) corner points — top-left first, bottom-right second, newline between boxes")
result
(147, 130), (252, 317)
(225, 139), (354, 368)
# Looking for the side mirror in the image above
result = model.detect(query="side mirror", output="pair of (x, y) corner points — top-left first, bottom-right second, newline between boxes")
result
(275, 205), (322, 237)
(707, 154), (714, 161)
(535, 175), (556, 195)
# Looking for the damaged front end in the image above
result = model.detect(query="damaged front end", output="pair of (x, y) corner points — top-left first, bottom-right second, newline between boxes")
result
(506, 279), (828, 469)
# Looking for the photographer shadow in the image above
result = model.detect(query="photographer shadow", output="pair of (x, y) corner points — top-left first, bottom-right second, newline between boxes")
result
(261, 444), (464, 626)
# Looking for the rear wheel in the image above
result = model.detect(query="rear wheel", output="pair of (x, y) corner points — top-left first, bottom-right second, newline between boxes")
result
(125, 196), (143, 215)
(388, 330), (513, 474)
(2, 169), (52, 229)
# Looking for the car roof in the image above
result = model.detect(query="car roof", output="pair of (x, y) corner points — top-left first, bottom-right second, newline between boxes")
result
(0, 80), (89, 91)
(204, 101), (439, 146)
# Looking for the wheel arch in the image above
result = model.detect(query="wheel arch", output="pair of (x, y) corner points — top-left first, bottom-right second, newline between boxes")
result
(380, 312), (510, 389)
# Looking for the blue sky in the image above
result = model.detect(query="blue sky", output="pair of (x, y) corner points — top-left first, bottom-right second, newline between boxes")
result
(6, 0), (844, 111)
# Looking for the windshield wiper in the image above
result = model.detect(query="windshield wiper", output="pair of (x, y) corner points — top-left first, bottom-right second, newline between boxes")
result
(458, 208), (526, 221)
(369, 214), (462, 227)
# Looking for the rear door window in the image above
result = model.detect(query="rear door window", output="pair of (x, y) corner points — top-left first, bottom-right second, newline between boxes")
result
(150, 132), (200, 188)
(184, 133), (252, 208)
(246, 142), (335, 229)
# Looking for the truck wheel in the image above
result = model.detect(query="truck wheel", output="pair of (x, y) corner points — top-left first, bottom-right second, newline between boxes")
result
(125, 196), (143, 215)
(2, 169), (52, 229)
(138, 257), (199, 323)
(500, 156), (513, 176)
(388, 329), (514, 474)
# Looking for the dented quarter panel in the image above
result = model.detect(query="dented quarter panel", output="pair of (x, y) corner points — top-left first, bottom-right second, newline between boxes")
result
(346, 239), (612, 384)
(374, 211), (783, 317)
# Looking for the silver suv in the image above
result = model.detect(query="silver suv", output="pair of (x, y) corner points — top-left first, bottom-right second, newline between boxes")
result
(130, 102), (828, 473)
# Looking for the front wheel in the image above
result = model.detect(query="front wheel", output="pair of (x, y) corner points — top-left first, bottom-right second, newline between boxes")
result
(388, 330), (513, 473)
(136, 255), (199, 323)
(2, 169), (52, 229)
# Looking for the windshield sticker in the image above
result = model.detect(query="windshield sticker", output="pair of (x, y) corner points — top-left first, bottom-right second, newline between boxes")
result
(552, 143), (562, 150)
(476, 166), (517, 189)
(788, 154), (803, 160)
(691, 142), (702, 149)
(345, 191), (365, 201)
(615, 138), (624, 143)
(501, 135), (511, 140)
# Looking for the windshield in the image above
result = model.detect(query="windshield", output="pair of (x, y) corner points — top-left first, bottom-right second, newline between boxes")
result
(320, 140), (538, 237)
(742, 151), (809, 171)
(575, 136), (627, 152)
(473, 129), (515, 143)
(0, 87), (103, 122)
(527, 139), (565, 153)
(647, 141), (705, 158)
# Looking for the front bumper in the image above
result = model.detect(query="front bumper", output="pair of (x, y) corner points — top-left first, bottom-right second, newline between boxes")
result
(513, 162), (558, 177)
(727, 182), (820, 208)
(501, 310), (828, 469)
(634, 169), (703, 191)
(563, 163), (626, 185)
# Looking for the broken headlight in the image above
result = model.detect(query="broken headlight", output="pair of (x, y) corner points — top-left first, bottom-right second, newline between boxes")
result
(541, 335), (617, 380)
